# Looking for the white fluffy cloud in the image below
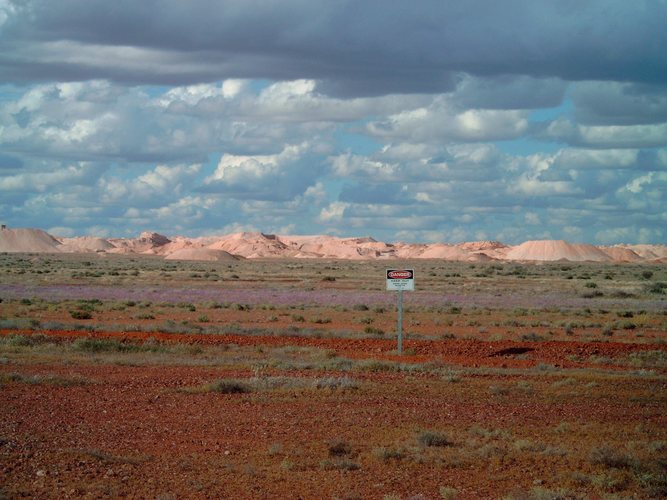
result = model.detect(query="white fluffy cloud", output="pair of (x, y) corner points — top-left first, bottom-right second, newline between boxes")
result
(367, 97), (530, 143)
(0, 2), (665, 243)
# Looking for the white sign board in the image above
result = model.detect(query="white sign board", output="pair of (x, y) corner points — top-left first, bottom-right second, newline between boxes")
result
(386, 269), (415, 291)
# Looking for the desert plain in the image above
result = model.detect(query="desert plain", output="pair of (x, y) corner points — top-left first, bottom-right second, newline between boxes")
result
(1, 234), (666, 499)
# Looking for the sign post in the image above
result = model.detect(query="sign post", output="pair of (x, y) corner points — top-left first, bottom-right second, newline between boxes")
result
(386, 269), (415, 354)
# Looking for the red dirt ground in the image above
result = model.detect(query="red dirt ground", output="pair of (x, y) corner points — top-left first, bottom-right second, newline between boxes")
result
(3, 328), (665, 370)
(2, 328), (667, 498)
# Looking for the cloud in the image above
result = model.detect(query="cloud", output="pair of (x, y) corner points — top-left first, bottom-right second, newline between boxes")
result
(367, 98), (530, 143)
(0, 2), (665, 244)
(0, 162), (103, 192)
(318, 201), (349, 224)
(2, 1), (666, 94)
(571, 81), (667, 125)
(453, 75), (566, 110)
(202, 142), (325, 201)
(542, 118), (667, 148)
(0, 153), (23, 169)
(99, 163), (201, 206)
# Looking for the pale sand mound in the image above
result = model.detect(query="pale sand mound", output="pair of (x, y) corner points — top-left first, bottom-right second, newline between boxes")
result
(600, 246), (644, 262)
(207, 232), (298, 258)
(107, 232), (172, 254)
(622, 244), (667, 260)
(145, 237), (210, 256)
(505, 240), (611, 262)
(165, 248), (239, 262)
(0, 227), (62, 253)
(58, 236), (115, 253)
(415, 244), (471, 260)
(457, 241), (507, 252)
(456, 241), (509, 260)
(279, 235), (397, 259)
(466, 253), (495, 262)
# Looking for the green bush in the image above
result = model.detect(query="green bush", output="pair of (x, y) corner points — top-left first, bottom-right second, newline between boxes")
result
(207, 379), (252, 394)
(645, 282), (666, 294)
(417, 430), (452, 447)
(70, 310), (93, 320)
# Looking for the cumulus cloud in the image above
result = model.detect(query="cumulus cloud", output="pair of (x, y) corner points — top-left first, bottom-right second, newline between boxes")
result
(542, 118), (667, 149)
(367, 98), (530, 143)
(0, 1), (665, 243)
(99, 163), (201, 206)
(0, 162), (103, 192)
(202, 142), (325, 201)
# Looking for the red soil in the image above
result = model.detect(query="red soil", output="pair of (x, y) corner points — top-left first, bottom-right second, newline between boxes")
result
(2, 329), (666, 498)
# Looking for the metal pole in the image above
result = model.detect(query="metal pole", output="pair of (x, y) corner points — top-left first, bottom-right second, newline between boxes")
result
(397, 289), (403, 354)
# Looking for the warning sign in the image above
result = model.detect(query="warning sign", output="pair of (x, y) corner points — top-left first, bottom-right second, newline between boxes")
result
(386, 269), (415, 291)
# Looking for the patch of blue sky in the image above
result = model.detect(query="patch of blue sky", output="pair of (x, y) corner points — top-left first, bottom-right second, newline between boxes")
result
(530, 98), (573, 122)
(333, 123), (383, 155)
(199, 153), (221, 177)
(495, 100), (574, 156)
(141, 85), (173, 98)
(0, 84), (26, 102)
(247, 79), (274, 94)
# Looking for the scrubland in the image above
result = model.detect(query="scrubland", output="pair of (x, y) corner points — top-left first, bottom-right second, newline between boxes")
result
(1, 253), (666, 498)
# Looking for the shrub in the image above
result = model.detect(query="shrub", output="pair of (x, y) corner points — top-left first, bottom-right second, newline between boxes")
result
(589, 446), (634, 468)
(489, 385), (510, 396)
(352, 304), (369, 311)
(134, 313), (155, 320)
(645, 282), (666, 294)
(70, 310), (93, 320)
(328, 440), (352, 457)
(313, 376), (358, 390)
(364, 326), (384, 335)
(417, 430), (452, 447)
(207, 379), (252, 394)
(2, 334), (49, 347)
(628, 350), (667, 368)
(439, 486), (458, 500)
(521, 332), (546, 342)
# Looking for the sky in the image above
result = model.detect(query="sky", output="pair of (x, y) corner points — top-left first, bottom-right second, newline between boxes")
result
(0, 0), (666, 244)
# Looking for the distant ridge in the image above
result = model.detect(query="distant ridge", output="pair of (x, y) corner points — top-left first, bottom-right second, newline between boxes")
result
(0, 227), (665, 263)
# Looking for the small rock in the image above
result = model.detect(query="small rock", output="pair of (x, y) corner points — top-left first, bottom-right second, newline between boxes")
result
(36, 469), (46, 477)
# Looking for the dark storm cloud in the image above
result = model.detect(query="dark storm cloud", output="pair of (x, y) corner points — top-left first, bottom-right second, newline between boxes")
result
(571, 82), (667, 126)
(1, 0), (666, 95)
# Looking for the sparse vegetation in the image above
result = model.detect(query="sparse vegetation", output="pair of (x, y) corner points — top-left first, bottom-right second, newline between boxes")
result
(0, 255), (665, 498)
(417, 430), (453, 447)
